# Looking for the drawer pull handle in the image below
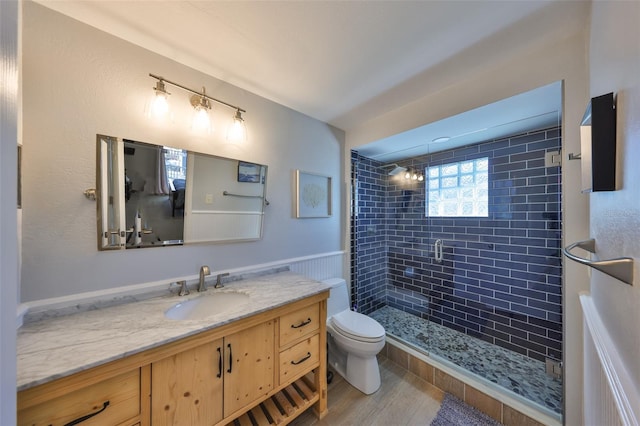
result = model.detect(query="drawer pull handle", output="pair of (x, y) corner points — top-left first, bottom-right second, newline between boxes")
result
(227, 343), (233, 373)
(291, 352), (312, 365)
(64, 401), (110, 426)
(217, 347), (222, 378)
(291, 318), (312, 329)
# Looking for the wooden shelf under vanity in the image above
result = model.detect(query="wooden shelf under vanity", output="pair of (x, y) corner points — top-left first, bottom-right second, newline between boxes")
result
(228, 373), (319, 426)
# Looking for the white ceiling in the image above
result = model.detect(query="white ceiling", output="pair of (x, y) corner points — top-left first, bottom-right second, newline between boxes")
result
(36, 0), (586, 160)
(357, 81), (562, 162)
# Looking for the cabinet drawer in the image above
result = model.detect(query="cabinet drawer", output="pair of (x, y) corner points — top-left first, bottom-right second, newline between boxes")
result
(279, 334), (320, 384)
(279, 304), (319, 346)
(18, 369), (140, 426)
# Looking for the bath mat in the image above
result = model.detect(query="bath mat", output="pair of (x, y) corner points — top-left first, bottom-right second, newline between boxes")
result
(430, 393), (502, 426)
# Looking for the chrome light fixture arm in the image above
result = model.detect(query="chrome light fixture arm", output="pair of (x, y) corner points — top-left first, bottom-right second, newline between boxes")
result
(149, 73), (246, 114)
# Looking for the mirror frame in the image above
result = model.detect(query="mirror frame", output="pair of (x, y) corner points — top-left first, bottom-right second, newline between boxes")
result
(96, 135), (126, 250)
(96, 134), (268, 250)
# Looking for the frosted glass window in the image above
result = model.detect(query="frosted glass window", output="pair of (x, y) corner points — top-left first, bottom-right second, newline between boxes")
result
(426, 157), (489, 217)
(460, 175), (474, 186)
(442, 164), (458, 176)
(460, 161), (474, 173)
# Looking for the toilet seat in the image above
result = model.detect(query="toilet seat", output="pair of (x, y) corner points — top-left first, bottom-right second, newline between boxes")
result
(330, 310), (385, 343)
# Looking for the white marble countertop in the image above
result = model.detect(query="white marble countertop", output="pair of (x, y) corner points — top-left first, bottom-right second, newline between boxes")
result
(17, 271), (329, 391)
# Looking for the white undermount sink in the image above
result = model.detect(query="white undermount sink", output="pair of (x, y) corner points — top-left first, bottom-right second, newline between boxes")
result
(164, 291), (250, 320)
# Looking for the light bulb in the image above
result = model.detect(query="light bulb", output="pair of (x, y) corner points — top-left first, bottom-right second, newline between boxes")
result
(190, 94), (212, 134)
(412, 172), (418, 180)
(227, 110), (247, 143)
(405, 171), (411, 179)
(191, 105), (212, 134)
(147, 80), (171, 120)
(151, 92), (169, 118)
(418, 174), (424, 182)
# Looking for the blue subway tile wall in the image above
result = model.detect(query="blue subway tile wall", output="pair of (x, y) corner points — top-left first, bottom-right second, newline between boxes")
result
(352, 152), (388, 314)
(353, 127), (562, 363)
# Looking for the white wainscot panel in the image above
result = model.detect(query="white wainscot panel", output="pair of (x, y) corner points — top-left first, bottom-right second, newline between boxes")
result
(185, 210), (263, 243)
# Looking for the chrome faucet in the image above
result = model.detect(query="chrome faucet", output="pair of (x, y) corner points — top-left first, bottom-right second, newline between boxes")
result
(172, 280), (189, 296)
(198, 265), (211, 292)
(214, 273), (229, 289)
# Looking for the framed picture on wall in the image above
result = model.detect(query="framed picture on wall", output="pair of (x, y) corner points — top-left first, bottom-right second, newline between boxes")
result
(295, 170), (332, 218)
(238, 161), (261, 183)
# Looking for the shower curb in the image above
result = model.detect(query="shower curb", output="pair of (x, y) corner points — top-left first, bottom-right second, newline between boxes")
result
(382, 336), (561, 426)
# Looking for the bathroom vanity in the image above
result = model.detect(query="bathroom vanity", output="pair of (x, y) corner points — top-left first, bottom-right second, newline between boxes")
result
(17, 271), (328, 426)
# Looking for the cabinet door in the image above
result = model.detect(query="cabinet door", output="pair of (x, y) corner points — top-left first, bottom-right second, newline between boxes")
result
(152, 339), (224, 426)
(224, 320), (275, 417)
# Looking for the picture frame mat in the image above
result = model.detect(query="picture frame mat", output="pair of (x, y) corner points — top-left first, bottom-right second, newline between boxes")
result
(295, 170), (332, 218)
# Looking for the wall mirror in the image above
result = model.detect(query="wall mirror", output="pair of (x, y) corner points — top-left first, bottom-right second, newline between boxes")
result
(96, 134), (268, 250)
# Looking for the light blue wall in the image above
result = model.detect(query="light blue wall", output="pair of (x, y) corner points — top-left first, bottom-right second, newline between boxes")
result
(588, 0), (640, 390)
(20, 2), (344, 302)
(0, 1), (18, 423)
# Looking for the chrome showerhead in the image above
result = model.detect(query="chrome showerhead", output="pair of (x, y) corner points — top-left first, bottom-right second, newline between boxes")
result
(382, 163), (408, 176)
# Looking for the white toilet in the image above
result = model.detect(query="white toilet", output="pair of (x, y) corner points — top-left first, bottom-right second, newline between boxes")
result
(322, 278), (386, 394)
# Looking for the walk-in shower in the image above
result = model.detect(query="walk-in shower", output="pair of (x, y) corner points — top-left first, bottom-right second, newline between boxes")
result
(350, 124), (563, 420)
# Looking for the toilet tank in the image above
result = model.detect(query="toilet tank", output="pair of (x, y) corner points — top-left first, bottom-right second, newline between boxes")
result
(322, 278), (351, 318)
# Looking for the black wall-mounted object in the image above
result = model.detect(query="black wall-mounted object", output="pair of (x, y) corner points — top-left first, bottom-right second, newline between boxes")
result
(580, 92), (617, 192)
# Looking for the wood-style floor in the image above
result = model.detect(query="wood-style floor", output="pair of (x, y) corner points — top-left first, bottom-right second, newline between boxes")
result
(291, 357), (444, 425)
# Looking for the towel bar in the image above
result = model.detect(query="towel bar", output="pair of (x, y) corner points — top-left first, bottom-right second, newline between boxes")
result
(223, 190), (270, 205)
(563, 239), (634, 285)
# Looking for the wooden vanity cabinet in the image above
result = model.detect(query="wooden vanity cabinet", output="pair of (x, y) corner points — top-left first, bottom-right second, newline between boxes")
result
(223, 320), (275, 416)
(278, 304), (321, 385)
(17, 367), (146, 426)
(234, 297), (328, 425)
(18, 291), (328, 426)
(151, 320), (275, 425)
(151, 339), (224, 425)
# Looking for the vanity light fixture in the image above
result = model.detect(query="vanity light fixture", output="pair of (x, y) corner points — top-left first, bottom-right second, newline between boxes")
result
(149, 73), (247, 140)
(149, 79), (170, 119)
(190, 88), (213, 134)
(227, 109), (247, 143)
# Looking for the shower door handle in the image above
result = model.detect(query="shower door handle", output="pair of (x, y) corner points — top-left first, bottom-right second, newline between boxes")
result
(434, 239), (443, 263)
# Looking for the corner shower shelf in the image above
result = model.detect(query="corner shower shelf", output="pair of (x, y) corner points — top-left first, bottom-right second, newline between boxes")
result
(563, 239), (634, 285)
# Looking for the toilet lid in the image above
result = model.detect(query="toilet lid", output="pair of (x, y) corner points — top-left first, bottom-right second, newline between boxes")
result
(330, 310), (385, 341)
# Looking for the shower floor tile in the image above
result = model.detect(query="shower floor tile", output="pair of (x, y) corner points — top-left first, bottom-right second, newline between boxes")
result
(370, 305), (562, 416)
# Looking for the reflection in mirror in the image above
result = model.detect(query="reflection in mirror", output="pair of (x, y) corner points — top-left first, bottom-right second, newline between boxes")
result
(184, 155), (267, 243)
(96, 135), (268, 250)
(97, 135), (125, 250)
(123, 139), (186, 248)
